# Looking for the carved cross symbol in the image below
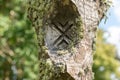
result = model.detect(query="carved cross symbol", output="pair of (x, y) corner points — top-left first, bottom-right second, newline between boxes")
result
(52, 21), (73, 46)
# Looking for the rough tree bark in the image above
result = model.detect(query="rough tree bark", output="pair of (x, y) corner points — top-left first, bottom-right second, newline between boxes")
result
(27, 0), (108, 80)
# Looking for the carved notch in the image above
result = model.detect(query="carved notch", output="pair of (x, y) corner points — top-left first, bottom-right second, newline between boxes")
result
(52, 21), (73, 48)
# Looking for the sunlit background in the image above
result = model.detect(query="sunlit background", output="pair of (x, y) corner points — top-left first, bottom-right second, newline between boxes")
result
(0, 0), (120, 80)
(99, 0), (120, 59)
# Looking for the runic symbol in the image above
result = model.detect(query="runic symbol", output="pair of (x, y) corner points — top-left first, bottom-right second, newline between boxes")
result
(52, 21), (73, 47)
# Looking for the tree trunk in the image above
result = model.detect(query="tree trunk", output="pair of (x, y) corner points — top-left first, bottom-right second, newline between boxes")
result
(27, 0), (107, 80)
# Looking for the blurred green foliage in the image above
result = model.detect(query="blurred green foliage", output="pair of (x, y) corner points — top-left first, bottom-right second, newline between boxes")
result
(0, 0), (38, 80)
(93, 30), (120, 80)
(0, 0), (120, 80)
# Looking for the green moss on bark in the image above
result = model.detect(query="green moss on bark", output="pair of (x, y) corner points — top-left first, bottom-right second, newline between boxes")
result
(27, 0), (84, 79)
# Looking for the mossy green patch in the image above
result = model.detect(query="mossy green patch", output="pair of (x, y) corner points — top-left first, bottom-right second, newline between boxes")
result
(27, 0), (84, 79)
